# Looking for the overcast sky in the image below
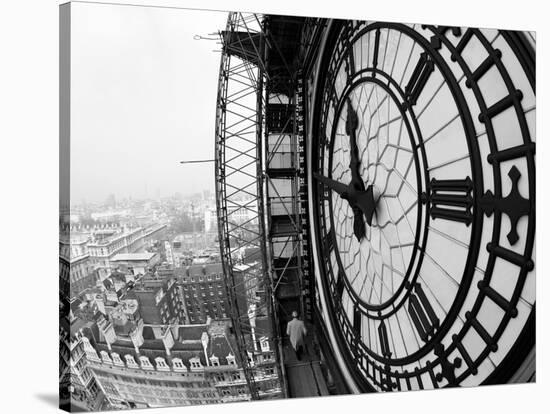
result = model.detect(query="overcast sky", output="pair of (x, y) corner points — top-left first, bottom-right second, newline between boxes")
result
(70, 2), (228, 204)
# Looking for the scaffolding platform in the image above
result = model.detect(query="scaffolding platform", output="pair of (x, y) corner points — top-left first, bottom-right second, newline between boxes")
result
(283, 324), (330, 398)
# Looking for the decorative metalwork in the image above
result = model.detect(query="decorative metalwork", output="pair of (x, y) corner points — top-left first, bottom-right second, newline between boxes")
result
(309, 20), (535, 391)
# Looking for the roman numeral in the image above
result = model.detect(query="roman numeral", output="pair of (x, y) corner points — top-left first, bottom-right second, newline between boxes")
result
(353, 305), (362, 339)
(336, 269), (345, 298)
(425, 177), (473, 225)
(404, 371), (412, 390)
(372, 28), (381, 70)
(404, 52), (434, 106)
(323, 229), (334, 255)
(414, 368), (424, 390)
(408, 283), (440, 342)
(478, 90), (523, 123)
(346, 40), (356, 79)
(378, 320), (392, 358)
(465, 49), (502, 88)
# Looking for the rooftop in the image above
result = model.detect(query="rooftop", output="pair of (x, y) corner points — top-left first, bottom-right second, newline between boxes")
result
(111, 252), (156, 262)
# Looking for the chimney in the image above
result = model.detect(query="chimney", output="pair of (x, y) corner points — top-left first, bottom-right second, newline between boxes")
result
(129, 320), (144, 354)
(98, 318), (116, 351)
(201, 331), (210, 367)
(162, 327), (175, 356)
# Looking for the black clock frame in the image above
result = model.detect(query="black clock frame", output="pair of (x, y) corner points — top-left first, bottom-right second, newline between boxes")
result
(309, 20), (536, 391)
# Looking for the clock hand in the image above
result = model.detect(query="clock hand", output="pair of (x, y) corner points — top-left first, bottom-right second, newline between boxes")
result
(313, 172), (349, 196)
(314, 172), (377, 227)
(354, 185), (376, 226)
(345, 98), (365, 191)
(352, 206), (366, 241)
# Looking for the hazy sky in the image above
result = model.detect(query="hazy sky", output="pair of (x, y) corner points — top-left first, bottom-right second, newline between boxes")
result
(70, 2), (228, 204)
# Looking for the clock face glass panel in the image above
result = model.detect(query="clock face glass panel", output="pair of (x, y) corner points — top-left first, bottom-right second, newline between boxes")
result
(310, 21), (535, 391)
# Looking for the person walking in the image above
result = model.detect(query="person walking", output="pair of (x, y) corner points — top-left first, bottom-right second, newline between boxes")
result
(286, 311), (307, 361)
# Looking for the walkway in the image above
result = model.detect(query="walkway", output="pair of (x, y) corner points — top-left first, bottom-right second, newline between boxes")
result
(282, 323), (330, 398)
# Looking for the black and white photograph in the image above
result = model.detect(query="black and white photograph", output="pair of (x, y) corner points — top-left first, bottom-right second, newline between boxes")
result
(1, 1), (547, 414)
(58, 2), (536, 410)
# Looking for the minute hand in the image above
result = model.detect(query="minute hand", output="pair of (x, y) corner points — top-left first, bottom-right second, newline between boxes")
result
(313, 172), (349, 196)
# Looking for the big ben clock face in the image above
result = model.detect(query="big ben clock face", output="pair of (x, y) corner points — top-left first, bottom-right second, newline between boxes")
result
(309, 20), (535, 391)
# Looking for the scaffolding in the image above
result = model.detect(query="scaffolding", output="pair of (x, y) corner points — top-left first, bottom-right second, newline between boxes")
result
(215, 13), (326, 399)
(215, 12), (284, 400)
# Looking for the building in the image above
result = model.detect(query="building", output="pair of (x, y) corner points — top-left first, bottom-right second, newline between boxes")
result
(172, 232), (218, 252)
(143, 224), (168, 248)
(86, 227), (146, 271)
(60, 298), (105, 411)
(75, 318), (279, 408)
(164, 240), (174, 265)
(203, 208), (217, 233)
(110, 252), (160, 276)
(129, 275), (185, 325)
(60, 235), (99, 298)
(176, 263), (229, 324)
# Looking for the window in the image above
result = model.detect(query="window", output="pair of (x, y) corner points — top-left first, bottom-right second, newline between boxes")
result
(111, 353), (124, 366)
(100, 350), (112, 364)
(260, 338), (271, 352)
(189, 357), (202, 370)
(125, 354), (138, 367)
(139, 356), (153, 369)
(172, 358), (185, 371)
(155, 357), (169, 370)
(209, 355), (220, 367)
(227, 354), (236, 365)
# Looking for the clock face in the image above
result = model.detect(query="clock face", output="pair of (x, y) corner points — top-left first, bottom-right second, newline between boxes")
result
(309, 21), (535, 391)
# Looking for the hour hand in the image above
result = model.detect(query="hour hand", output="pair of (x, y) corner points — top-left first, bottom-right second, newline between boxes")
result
(313, 172), (349, 196)
(345, 98), (364, 190)
(352, 207), (366, 241)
